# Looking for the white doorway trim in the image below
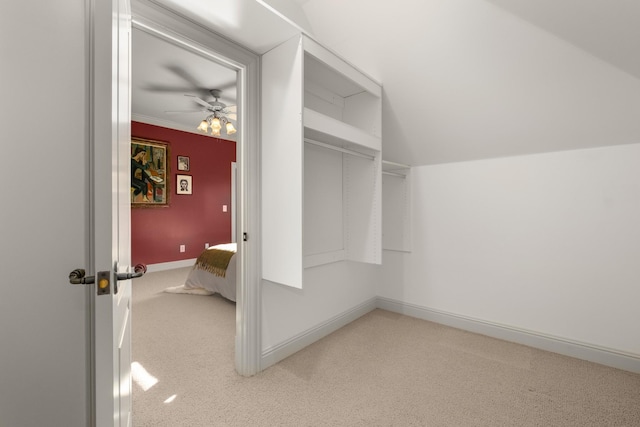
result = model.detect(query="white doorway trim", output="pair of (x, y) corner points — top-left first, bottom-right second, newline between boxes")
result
(232, 161), (237, 243)
(131, 2), (262, 376)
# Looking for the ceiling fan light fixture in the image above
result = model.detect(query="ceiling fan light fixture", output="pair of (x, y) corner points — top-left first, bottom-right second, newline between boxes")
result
(210, 117), (222, 130)
(197, 120), (209, 133)
(186, 89), (237, 138)
(225, 122), (236, 135)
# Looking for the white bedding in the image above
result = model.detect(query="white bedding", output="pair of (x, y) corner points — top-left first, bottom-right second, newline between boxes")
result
(176, 243), (237, 302)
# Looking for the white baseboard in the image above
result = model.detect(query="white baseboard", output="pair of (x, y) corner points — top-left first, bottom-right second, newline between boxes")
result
(261, 297), (378, 370)
(377, 297), (640, 374)
(145, 258), (196, 273)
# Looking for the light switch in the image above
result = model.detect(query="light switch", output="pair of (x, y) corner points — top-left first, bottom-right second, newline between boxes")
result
(223, 205), (228, 212)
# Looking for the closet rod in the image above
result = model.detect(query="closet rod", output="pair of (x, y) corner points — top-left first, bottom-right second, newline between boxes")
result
(382, 160), (411, 169)
(304, 138), (375, 160)
(383, 171), (406, 178)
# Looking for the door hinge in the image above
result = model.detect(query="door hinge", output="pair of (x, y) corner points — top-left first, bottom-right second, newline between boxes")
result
(243, 232), (248, 242)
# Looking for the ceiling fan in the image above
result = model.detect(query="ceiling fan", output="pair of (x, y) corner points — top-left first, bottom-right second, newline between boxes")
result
(166, 89), (237, 137)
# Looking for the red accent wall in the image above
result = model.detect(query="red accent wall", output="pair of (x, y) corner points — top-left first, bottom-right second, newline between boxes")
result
(131, 121), (236, 265)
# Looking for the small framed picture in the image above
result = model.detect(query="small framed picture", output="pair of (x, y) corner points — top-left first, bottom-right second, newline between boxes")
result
(176, 174), (192, 195)
(177, 155), (190, 171)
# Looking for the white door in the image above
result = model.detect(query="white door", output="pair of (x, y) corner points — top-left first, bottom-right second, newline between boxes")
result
(92, 0), (133, 425)
(2, 0), (92, 425)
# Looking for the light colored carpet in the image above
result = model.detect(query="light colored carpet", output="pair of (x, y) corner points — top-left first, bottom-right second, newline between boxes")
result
(133, 268), (640, 426)
(164, 284), (214, 295)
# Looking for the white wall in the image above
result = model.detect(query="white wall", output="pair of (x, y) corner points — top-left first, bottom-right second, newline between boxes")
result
(261, 144), (381, 363)
(379, 144), (640, 356)
(262, 262), (379, 354)
(0, 1), (90, 425)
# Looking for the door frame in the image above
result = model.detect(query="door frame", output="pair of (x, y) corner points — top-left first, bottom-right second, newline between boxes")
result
(90, 0), (135, 424)
(231, 161), (237, 243)
(131, 3), (262, 375)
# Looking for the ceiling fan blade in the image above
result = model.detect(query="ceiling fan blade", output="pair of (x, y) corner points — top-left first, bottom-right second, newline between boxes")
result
(144, 84), (199, 93)
(164, 110), (205, 114)
(166, 65), (210, 93)
(185, 94), (213, 109)
(144, 83), (210, 99)
(226, 113), (237, 120)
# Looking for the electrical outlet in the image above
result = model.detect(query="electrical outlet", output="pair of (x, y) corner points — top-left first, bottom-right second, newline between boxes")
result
(205, 243), (209, 249)
(179, 245), (185, 253)
(223, 205), (228, 212)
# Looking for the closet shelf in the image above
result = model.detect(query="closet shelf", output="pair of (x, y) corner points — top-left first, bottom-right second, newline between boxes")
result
(262, 33), (383, 288)
(304, 108), (381, 154)
(382, 160), (411, 172)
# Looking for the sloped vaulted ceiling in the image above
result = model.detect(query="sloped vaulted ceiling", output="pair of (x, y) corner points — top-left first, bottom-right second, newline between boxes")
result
(292, 0), (640, 166)
(137, 0), (640, 166)
(485, 0), (640, 80)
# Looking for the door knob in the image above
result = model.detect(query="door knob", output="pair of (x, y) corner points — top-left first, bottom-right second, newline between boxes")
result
(116, 263), (147, 280)
(69, 264), (146, 295)
(69, 269), (94, 285)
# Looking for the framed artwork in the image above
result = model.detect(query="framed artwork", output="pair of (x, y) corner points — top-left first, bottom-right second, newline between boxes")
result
(177, 155), (190, 171)
(131, 137), (170, 207)
(176, 174), (192, 195)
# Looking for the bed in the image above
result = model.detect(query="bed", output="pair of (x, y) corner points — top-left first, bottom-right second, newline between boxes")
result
(166, 243), (237, 302)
